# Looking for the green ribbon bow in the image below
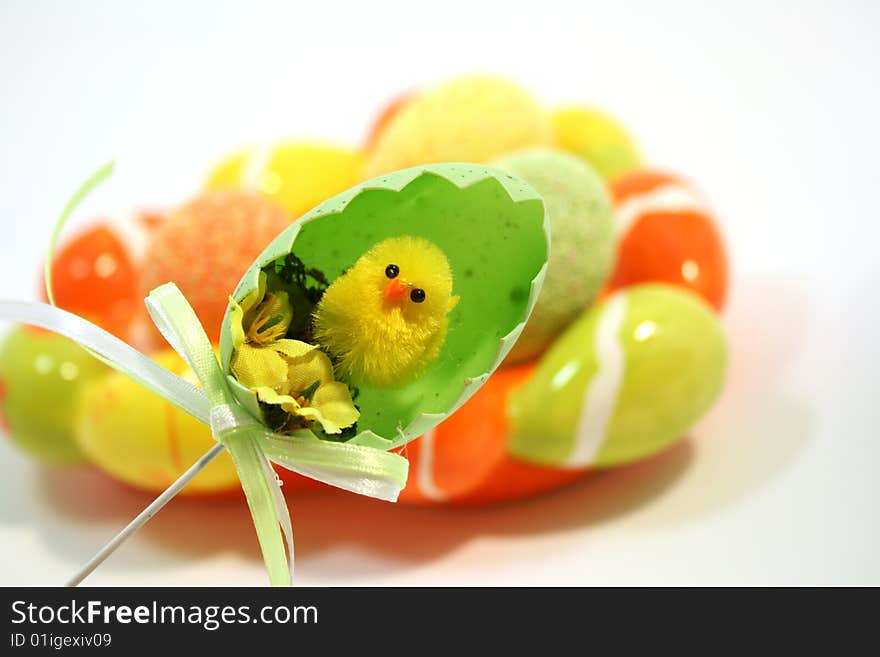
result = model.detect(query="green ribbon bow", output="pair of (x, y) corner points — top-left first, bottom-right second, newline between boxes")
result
(4, 161), (409, 586)
(0, 285), (410, 586)
(145, 283), (409, 586)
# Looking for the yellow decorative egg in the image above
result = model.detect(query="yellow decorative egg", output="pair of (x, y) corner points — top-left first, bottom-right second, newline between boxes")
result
(363, 75), (550, 178)
(206, 142), (364, 219)
(73, 349), (238, 495)
(551, 106), (641, 181)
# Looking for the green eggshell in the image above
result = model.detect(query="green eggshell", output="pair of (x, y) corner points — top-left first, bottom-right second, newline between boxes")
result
(509, 284), (727, 468)
(491, 148), (615, 364)
(0, 326), (107, 463)
(220, 163), (549, 450)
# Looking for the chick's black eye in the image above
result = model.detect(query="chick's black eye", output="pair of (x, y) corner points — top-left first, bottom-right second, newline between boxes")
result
(410, 288), (426, 303)
(385, 264), (399, 279)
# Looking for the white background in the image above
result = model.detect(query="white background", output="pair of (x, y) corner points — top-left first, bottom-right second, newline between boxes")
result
(0, 0), (877, 585)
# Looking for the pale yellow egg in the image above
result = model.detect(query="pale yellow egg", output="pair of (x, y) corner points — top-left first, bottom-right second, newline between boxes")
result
(363, 75), (550, 178)
(74, 349), (239, 495)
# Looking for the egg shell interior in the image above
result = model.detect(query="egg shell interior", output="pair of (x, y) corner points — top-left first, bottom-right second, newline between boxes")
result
(221, 164), (549, 450)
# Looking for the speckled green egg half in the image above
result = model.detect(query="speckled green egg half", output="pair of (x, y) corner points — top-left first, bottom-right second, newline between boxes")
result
(492, 148), (615, 364)
(0, 326), (107, 463)
(220, 163), (549, 451)
(509, 284), (727, 468)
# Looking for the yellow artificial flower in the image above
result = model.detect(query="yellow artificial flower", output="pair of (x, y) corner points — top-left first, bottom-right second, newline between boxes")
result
(228, 274), (359, 434)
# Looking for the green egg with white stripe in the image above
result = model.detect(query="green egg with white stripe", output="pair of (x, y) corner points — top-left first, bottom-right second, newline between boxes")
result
(509, 284), (727, 468)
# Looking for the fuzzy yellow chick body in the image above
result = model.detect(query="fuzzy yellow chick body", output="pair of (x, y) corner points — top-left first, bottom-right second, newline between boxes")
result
(312, 236), (459, 388)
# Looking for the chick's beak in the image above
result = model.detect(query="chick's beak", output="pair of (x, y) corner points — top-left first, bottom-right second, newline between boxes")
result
(384, 277), (408, 302)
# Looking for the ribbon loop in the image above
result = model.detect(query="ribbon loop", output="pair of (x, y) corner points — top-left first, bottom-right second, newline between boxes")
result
(0, 299), (211, 424)
(145, 283), (234, 407)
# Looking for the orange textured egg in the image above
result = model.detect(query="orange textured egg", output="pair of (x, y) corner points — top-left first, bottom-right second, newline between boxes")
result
(608, 170), (729, 311)
(43, 212), (162, 340)
(399, 364), (586, 504)
(140, 190), (291, 343)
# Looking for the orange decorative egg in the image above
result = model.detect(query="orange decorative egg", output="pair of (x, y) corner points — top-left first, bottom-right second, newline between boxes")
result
(42, 212), (162, 340)
(452, 455), (587, 505)
(607, 170), (729, 311)
(399, 364), (587, 505)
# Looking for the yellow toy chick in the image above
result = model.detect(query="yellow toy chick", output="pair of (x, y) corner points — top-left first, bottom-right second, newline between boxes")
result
(312, 236), (459, 388)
